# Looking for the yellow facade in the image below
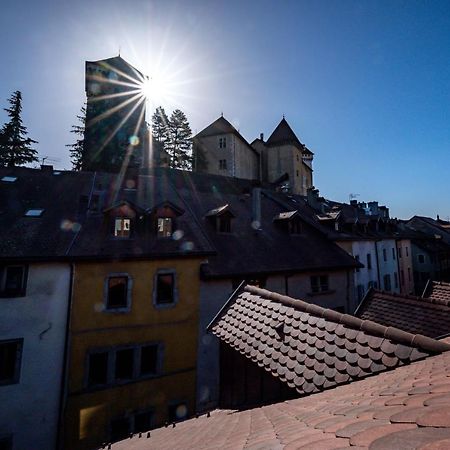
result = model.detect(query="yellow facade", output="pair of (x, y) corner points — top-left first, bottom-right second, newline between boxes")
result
(64, 258), (202, 449)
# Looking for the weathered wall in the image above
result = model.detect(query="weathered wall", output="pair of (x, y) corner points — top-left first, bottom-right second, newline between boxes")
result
(0, 263), (71, 450)
(65, 258), (202, 450)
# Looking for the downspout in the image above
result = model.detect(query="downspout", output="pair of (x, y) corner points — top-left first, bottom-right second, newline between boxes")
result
(56, 262), (74, 450)
(374, 240), (381, 289)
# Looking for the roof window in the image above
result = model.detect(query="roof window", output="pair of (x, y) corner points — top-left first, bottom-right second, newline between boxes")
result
(1, 176), (17, 183)
(25, 209), (44, 217)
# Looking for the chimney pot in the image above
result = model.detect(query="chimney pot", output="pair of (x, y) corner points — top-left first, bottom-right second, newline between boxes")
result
(260, 133), (264, 141)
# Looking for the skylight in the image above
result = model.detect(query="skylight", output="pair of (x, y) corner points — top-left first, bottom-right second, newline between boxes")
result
(1, 176), (17, 183)
(25, 209), (44, 217)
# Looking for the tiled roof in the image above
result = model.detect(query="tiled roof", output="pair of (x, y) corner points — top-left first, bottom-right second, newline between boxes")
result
(112, 343), (450, 450)
(266, 118), (313, 155)
(208, 286), (449, 396)
(424, 281), (450, 305)
(356, 289), (450, 338)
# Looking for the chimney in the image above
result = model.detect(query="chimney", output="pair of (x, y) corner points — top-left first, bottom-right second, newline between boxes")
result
(252, 187), (261, 230)
(40, 164), (54, 172)
(260, 133), (264, 141)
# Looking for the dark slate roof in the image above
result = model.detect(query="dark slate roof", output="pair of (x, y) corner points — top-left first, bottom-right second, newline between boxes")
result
(0, 167), (214, 261)
(407, 216), (450, 245)
(163, 170), (359, 278)
(355, 289), (450, 338)
(86, 55), (144, 81)
(266, 118), (313, 155)
(193, 116), (259, 155)
(208, 285), (449, 396)
(0, 167), (93, 259)
(112, 347), (450, 450)
(424, 281), (450, 305)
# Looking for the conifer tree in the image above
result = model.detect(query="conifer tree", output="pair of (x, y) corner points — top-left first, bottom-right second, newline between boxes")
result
(167, 109), (192, 170)
(0, 91), (38, 167)
(151, 106), (169, 144)
(66, 105), (86, 171)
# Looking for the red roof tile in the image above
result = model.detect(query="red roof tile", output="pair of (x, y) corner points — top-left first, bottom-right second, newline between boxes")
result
(356, 288), (450, 338)
(112, 348), (450, 450)
(425, 281), (450, 306)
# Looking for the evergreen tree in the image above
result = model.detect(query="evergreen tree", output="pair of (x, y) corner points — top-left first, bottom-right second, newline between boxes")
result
(167, 109), (192, 170)
(66, 105), (86, 171)
(151, 106), (169, 144)
(0, 91), (38, 167)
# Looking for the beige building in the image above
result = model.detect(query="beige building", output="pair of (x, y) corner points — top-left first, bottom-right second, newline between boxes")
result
(193, 115), (313, 195)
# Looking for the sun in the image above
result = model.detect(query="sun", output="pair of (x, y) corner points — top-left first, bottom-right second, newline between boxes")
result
(139, 73), (170, 107)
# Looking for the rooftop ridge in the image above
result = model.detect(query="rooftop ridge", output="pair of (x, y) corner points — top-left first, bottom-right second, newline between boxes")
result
(244, 285), (450, 353)
(373, 288), (450, 308)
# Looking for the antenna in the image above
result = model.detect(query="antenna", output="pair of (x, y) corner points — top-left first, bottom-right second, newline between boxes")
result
(349, 193), (360, 203)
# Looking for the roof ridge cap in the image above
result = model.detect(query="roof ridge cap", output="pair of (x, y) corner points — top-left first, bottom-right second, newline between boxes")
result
(244, 285), (450, 353)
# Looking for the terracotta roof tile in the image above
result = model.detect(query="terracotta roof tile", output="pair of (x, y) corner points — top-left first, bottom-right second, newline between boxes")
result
(356, 288), (450, 338)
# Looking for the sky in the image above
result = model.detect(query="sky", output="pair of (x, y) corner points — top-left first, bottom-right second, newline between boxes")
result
(1, 0), (450, 220)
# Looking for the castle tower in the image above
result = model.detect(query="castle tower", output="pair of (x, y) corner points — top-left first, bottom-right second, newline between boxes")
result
(262, 118), (314, 195)
(83, 56), (148, 172)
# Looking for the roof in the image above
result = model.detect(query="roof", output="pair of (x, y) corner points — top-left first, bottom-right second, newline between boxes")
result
(424, 281), (450, 305)
(113, 297), (450, 450)
(356, 289), (450, 339)
(162, 170), (359, 278)
(266, 118), (313, 155)
(208, 285), (448, 396)
(85, 55), (144, 81)
(193, 116), (259, 156)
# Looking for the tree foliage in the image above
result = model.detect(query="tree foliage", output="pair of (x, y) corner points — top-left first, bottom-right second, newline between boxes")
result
(0, 91), (38, 167)
(151, 107), (192, 170)
(66, 105), (86, 171)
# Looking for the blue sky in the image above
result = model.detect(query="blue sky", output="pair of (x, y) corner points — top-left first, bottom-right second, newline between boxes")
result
(1, 0), (450, 219)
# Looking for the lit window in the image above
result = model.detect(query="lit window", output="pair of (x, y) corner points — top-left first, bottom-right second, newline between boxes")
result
(25, 209), (44, 217)
(155, 272), (176, 305)
(114, 218), (131, 238)
(0, 339), (23, 385)
(310, 275), (329, 293)
(157, 217), (172, 238)
(106, 276), (129, 310)
(1, 176), (17, 183)
(0, 265), (27, 297)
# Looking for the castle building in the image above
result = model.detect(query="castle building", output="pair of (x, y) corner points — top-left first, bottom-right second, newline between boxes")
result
(83, 56), (148, 172)
(193, 115), (314, 195)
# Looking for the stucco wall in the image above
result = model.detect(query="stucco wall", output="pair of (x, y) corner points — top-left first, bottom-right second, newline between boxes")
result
(376, 239), (400, 293)
(0, 263), (71, 450)
(397, 239), (414, 294)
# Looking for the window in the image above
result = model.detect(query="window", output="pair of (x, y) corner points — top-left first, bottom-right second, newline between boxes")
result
(367, 253), (372, 269)
(24, 209), (44, 217)
(418, 254), (425, 264)
(408, 267), (411, 281)
(406, 247), (409, 257)
(110, 409), (154, 443)
(88, 352), (108, 387)
(398, 247), (402, 258)
(296, 170), (299, 177)
(155, 271), (176, 306)
(394, 272), (398, 289)
(106, 276), (130, 310)
(400, 269), (405, 286)
(355, 255), (360, 272)
(383, 274), (392, 291)
(114, 217), (131, 238)
(0, 265), (27, 297)
(140, 345), (158, 376)
(87, 343), (161, 390)
(219, 159), (227, 170)
(0, 339), (23, 385)
(157, 217), (172, 238)
(115, 348), (134, 381)
(383, 249), (387, 262)
(392, 248), (396, 260)
(218, 216), (231, 233)
(0, 435), (12, 450)
(219, 137), (227, 148)
(310, 275), (329, 293)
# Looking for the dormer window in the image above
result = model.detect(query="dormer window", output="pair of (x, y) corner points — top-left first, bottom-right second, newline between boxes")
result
(273, 210), (302, 234)
(289, 218), (302, 235)
(157, 218), (172, 238)
(205, 204), (234, 234)
(115, 217), (131, 238)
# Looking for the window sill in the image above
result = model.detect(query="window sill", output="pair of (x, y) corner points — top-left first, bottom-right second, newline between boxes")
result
(103, 307), (131, 314)
(307, 289), (336, 297)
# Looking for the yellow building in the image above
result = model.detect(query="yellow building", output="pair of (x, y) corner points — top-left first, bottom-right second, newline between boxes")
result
(64, 258), (204, 449)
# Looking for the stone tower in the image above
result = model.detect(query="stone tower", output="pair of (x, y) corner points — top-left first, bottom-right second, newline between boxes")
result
(83, 56), (148, 172)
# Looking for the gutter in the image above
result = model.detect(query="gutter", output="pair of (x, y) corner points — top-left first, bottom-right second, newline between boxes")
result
(56, 262), (74, 450)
